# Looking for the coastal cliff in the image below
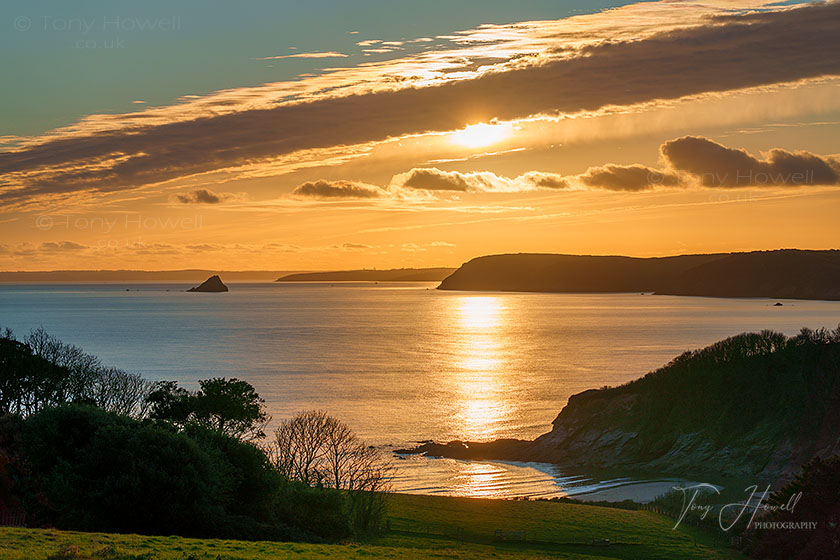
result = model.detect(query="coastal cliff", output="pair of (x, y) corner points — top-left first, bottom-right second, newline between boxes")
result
(402, 328), (840, 482)
(438, 249), (840, 301)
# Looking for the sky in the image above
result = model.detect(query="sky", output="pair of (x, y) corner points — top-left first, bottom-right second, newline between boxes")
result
(1, 0), (839, 271)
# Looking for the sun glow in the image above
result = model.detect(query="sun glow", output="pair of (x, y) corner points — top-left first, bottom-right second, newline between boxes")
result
(449, 122), (512, 148)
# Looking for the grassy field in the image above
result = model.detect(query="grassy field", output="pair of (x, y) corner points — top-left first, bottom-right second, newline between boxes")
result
(0, 493), (744, 560)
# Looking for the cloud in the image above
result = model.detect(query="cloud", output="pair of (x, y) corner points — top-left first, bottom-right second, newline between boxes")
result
(399, 168), (478, 191)
(38, 241), (88, 252)
(336, 242), (375, 250)
(291, 179), (387, 199)
(518, 171), (571, 190)
(396, 241), (454, 252)
(6, 241), (90, 257)
(173, 188), (244, 204)
(313, 137), (840, 200)
(579, 164), (679, 192)
(259, 51), (348, 60)
(395, 164), (677, 194)
(394, 168), (570, 193)
(575, 137), (840, 190)
(2, 2), (839, 206)
(661, 136), (840, 187)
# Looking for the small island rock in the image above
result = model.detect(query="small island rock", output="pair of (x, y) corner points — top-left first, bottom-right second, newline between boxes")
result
(188, 275), (229, 293)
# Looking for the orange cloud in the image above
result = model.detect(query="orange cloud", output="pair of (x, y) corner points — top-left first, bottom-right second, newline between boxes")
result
(291, 179), (387, 199)
(173, 188), (245, 204)
(259, 51), (348, 60)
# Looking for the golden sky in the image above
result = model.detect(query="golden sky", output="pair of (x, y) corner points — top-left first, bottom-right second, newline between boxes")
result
(1, 0), (839, 270)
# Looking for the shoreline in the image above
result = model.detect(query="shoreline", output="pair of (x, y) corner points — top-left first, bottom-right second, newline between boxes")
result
(390, 454), (717, 503)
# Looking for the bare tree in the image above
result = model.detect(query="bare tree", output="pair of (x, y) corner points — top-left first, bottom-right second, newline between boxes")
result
(273, 410), (392, 531)
(322, 415), (357, 489)
(273, 410), (330, 485)
(2, 328), (151, 417)
(94, 367), (154, 417)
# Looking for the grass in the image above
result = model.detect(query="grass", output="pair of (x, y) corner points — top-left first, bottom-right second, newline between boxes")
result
(0, 493), (744, 560)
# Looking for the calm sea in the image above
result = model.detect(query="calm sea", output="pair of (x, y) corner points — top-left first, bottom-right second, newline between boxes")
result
(2, 282), (838, 498)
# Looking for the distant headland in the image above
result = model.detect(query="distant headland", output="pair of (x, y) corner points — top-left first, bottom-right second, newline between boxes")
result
(437, 249), (840, 301)
(276, 267), (456, 282)
(0, 269), (292, 283)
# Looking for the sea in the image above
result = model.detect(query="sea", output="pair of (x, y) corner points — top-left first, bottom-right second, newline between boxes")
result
(2, 282), (838, 500)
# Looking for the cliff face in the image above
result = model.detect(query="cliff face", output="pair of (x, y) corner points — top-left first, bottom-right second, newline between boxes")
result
(404, 329), (840, 483)
(438, 249), (840, 300)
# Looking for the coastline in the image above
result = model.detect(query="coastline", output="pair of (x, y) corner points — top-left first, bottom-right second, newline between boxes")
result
(390, 453), (718, 503)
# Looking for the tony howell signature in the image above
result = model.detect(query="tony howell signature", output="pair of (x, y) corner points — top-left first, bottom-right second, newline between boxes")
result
(672, 483), (803, 531)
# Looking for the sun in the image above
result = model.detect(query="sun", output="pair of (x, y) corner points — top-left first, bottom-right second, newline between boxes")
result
(449, 122), (512, 148)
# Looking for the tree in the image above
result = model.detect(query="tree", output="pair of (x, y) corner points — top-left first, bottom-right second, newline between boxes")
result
(147, 380), (195, 426)
(194, 378), (269, 440)
(0, 329), (151, 417)
(750, 455), (840, 559)
(147, 378), (269, 440)
(273, 410), (391, 532)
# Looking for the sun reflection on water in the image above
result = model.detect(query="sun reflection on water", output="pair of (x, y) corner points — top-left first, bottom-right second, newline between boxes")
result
(458, 296), (503, 329)
(452, 461), (506, 498)
(450, 296), (512, 442)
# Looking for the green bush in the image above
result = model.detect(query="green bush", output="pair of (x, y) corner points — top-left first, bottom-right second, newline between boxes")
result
(13, 405), (354, 542)
(184, 425), (281, 522)
(23, 405), (224, 535)
(275, 482), (352, 541)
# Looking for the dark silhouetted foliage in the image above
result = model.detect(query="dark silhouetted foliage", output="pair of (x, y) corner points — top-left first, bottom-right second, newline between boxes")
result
(0, 329), (151, 417)
(22, 405), (223, 535)
(750, 455), (840, 559)
(16, 405), (319, 541)
(274, 481), (352, 541)
(148, 378), (269, 440)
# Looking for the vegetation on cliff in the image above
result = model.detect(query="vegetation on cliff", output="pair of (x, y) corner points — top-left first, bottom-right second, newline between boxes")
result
(530, 327), (840, 479)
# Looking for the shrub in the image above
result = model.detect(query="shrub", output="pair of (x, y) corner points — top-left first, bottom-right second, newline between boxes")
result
(184, 425), (282, 522)
(22, 405), (225, 535)
(274, 481), (352, 541)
